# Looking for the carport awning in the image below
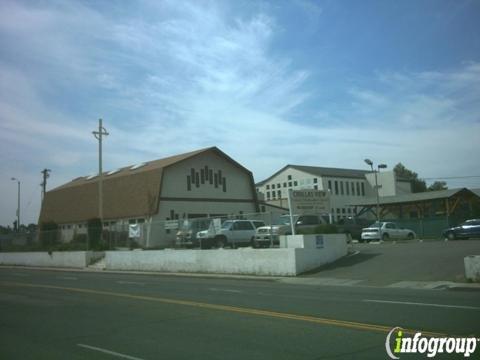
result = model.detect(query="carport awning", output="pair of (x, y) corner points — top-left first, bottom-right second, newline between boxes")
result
(349, 188), (477, 207)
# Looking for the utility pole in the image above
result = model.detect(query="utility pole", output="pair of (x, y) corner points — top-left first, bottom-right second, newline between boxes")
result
(92, 119), (109, 222)
(11, 178), (20, 232)
(41, 168), (51, 202)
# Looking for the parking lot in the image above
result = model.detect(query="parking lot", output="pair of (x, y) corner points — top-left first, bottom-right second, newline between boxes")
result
(302, 239), (480, 287)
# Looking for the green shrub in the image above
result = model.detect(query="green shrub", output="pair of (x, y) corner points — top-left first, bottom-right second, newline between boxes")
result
(39, 221), (59, 249)
(87, 218), (103, 250)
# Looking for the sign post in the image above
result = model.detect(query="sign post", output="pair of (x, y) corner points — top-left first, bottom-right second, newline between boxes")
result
(287, 189), (296, 235)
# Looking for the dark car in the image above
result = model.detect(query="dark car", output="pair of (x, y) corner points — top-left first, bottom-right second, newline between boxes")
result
(442, 219), (480, 240)
(336, 217), (371, 240)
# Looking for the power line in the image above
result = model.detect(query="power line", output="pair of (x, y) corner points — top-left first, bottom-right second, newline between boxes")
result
(423, 175), (480, 180)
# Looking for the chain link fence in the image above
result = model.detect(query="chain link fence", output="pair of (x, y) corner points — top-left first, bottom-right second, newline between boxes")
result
(1, 211), (474, 252)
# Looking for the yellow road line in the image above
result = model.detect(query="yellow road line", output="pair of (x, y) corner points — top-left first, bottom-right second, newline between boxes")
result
(0, 281), (448, 337)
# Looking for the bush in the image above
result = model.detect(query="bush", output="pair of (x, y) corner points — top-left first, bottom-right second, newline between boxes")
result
(297, 224), (338, 235)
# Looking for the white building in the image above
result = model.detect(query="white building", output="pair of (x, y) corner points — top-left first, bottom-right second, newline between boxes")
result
(256, 165), (411, 221)
(39, 147), (259, 247)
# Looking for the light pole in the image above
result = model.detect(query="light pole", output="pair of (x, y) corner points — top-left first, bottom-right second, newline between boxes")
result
(11, 177), (20, 232)
(364, 159), (387, 224)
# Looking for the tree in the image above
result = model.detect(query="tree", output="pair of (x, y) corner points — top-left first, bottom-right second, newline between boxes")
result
(393, 163), (427, 193)
(87, 218), (103, 250)
(428, 181), (448, 191)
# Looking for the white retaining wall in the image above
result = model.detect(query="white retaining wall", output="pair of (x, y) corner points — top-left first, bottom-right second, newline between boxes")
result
(105, 234), (348, 276)
(0, 251), (100, 268)
(464, 255), (480, 282)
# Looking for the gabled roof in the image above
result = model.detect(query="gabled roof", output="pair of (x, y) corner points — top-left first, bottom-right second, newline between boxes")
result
(39, 147), (253, 224)
(256, 164), (369, 186)
(349, 188), (479, 207)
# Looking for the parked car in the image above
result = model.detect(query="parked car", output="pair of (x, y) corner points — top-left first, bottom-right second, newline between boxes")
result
(254, 214), (325, 248)
(361, 221), (416, 242)
(442, 219), (480, 240)
(196, 219), (265, 248)
(336, 217), (371, 240)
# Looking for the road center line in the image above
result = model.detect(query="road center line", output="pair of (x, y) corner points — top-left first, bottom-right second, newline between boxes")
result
(57, 276), (78, 280)
(208, 287), (243, 293)
(0, 281), (448, 338)
(116, 281), (145, 286)
(77, 344), (144, 360)
(363, 299), (480, 310)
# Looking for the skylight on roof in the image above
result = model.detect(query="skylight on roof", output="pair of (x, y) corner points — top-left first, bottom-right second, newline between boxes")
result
(130, 162), (147, 170)
(86, 174), (98, 180)
(107, 168), (121, 175)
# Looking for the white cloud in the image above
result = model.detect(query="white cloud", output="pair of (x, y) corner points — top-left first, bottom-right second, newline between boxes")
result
(0, 0), (479, 225)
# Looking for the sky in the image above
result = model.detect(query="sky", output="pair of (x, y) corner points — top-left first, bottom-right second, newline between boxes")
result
(1, 0), (480, 226)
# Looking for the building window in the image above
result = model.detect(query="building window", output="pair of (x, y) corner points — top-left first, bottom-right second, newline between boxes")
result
(347, 208), (351, 214)
(283, 182), (287, 187)
(340, 181), (344, 195)
(277, 183), (281, 188)
(334, 181), (339, 195)
(266, 185), (270, 190)
(272, 184), (275, 190)
(351, 182), (355, 196)
(313, 178), (317, 183)
(361, 182), (365, 196)
(288, 175), (292, 180)
(346, 182), (350, 195)
(314, 185), (318, 190)
(272, 191), (276, 198)
(328, 180), (332, 191)
(277, 190), (281, 197)
(356, 182), (360, 196)
(288, 181), (292, 187)
(266, 191), (270, 199)
(336, 208), (341, 213)
(294, 181), (298, 186)
(342, 208), (346, 214)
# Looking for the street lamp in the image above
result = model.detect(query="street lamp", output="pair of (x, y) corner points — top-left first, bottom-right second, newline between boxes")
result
(364, 159), (387, 225)
(11, 177), (20, 232)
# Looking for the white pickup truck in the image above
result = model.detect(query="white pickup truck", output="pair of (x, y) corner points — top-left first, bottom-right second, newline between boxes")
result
(196, 219), (265, 248)
(361, 221), (416, 242)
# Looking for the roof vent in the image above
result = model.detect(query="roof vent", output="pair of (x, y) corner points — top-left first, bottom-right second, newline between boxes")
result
(130, 162), (147, 170)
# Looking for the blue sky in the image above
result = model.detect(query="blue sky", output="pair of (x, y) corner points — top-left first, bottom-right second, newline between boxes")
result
(1, 0), (480, 226)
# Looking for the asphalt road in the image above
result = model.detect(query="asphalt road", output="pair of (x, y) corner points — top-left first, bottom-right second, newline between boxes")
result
(303, 240), (480, 286)
(1, 268), (479, 359)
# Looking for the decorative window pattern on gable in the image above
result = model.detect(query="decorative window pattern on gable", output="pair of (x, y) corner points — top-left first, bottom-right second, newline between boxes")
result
(186, 166), (227, 192)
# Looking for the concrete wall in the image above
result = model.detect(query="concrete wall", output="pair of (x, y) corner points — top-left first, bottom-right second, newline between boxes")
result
(464, 255), (480, 282)
(280, 234), (348, 274)
(0, 251), (101, 268)
(105, 235), (348, 276)
(105, 249), (297, 276)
